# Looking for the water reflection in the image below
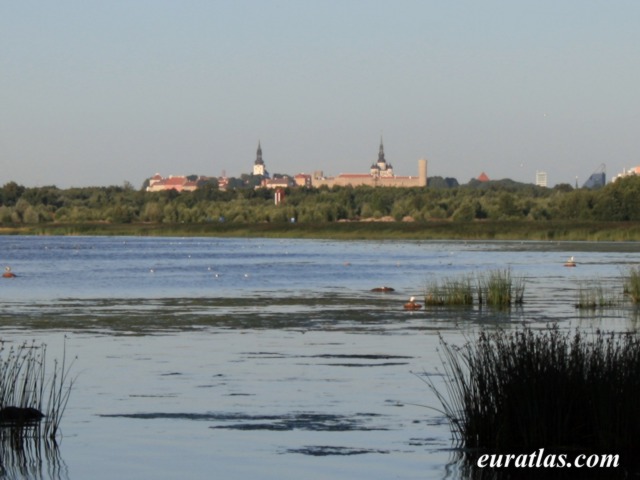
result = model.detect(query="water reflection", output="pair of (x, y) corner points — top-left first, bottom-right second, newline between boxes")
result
(0, 434), (68, 480)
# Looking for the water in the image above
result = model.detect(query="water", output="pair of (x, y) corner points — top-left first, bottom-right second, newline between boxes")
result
(0, 236), (638, 479)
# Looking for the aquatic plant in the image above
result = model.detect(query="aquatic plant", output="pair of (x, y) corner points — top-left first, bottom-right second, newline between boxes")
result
(623, 265), (640, 304)
(575, 282), (618, 309)
(0, 340), (75, 439)
(428, 327), (640, 475)
(477, 269), (524, 307)
(424, 276), (474, 306)
(424, 269), (524, 308)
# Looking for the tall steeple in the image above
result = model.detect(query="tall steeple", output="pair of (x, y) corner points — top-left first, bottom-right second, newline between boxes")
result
(255, 141), (264, 165)
(253, 140), (267, 177)
(378, 136), (386, 164)
(374, 136), (393, 177)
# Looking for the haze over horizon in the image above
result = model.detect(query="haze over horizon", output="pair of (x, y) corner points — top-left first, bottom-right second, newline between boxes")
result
(2, 1), (639, 189)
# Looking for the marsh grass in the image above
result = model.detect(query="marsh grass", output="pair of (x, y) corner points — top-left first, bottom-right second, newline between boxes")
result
(428, 327), (640, 475)
(623, 265), (640, 304)
(0, 340), (75, 439)
(575, 282), (619, 309)
(477, 269), (524, 307)
(424, 269), (524, 308)
(424, 276), (474, 306)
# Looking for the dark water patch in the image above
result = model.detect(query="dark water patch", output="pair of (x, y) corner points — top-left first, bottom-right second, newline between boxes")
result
(100, 411), (387, 431)
(210, 413), (388, 432)
(100, 412), (224, 421)
(321, 362), (410, 367)
(311, 354), (412, 360)
(285, 446), (390, 456)
(129, 394), (178, 398)
(407, 437), (447, 447)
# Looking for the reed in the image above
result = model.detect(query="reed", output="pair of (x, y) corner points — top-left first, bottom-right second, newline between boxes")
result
(575, 282), (618, 309)
(477, 269), (524, 307)
(424, 269), (524, 308)
(623, 265), (640, 304)
(429, 327), (640, 475)
(424, 276), (474, 306)
(0, 340), (75, 439)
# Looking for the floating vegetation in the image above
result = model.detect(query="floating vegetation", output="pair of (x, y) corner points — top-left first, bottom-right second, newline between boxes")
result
(0, 340), (75, 440)
(428, 327), (640, 476)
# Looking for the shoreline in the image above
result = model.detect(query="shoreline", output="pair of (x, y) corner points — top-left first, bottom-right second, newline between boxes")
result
(1, 220), (639, 242)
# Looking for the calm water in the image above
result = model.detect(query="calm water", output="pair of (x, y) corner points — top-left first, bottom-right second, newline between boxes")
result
(0, 236), (639, 479)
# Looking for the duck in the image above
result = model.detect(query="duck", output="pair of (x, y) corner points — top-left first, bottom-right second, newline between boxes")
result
(404, 296), (422, 310)
(564, 256), (577, 267)
(2, 266), (16, 278)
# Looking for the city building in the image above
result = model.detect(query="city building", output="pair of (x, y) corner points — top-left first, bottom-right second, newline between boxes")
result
(612, 166), (638, 182)
(253, 141), (269, 177)
(261, 176), (294, 189)
(146, 174), (199, 192)
(477, 172), (490, 182)
(535, 171), (548, 187)
(311, 139), (427, 188)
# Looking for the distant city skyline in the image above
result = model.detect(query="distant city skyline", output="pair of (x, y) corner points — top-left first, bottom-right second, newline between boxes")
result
(3, 1), (640, 189)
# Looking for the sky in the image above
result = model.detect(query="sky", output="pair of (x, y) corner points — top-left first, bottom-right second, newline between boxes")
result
(2, 0), (640, 189)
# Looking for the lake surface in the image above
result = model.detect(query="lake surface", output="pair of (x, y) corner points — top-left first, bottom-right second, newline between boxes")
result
(0, 236), (638, 479)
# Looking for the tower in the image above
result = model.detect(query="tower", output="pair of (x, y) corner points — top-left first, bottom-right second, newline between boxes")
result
(418, 158), (427, 187)
(371, 137), (394, 177)
(253, 141), (267, 177)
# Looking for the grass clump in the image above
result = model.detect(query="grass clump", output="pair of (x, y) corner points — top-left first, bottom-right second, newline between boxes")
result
(575, 282), (618, 309)
(0, 340), (75, 440)
(424, 269), (524, 308)
(623, 266), (640, 304)
(429, 326), (639, 476)
(424, 276), (474, 306)
(477, 269), (524, 307)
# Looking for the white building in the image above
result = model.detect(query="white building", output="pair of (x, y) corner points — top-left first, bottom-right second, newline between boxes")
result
(535, 171), (548, 187)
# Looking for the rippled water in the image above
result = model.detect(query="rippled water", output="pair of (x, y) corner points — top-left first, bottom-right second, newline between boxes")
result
(0, 236), (638, 479)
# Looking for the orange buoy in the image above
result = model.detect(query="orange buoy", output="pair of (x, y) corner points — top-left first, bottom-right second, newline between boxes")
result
(403, 296), (422, 310)
(2, 267), (16, 278)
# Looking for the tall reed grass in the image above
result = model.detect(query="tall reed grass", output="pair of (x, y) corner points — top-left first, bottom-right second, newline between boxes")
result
(429, 327), (639, 476)
(477, 269), (524, 307)
(424, 269), (524, 308)
(575, 282), (618, 309)
(424, 276), (474, 306)
(623, 265), (640, 304)
(0, 340), (75, 439)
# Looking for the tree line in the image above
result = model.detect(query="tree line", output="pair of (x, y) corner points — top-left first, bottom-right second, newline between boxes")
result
(1, 175), (640, 225)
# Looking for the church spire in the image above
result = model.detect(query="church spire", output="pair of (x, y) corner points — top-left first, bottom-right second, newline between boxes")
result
(255, 140), (264, 165)
(378, 136), (386, 164)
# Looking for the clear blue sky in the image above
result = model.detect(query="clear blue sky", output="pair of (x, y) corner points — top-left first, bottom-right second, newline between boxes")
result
(2, 0), (639, 188)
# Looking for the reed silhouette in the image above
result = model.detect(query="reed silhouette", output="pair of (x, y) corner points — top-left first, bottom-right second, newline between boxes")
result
(0, 339), (75, 440)
(429, 326), (639, 478)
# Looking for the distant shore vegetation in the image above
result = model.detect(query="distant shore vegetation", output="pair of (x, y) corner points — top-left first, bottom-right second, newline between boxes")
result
(1, 175), (640, 240)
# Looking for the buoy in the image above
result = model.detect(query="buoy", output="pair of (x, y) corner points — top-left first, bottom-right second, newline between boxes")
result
(2, 267), (16, 278)
(404, 296), (422, 310)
